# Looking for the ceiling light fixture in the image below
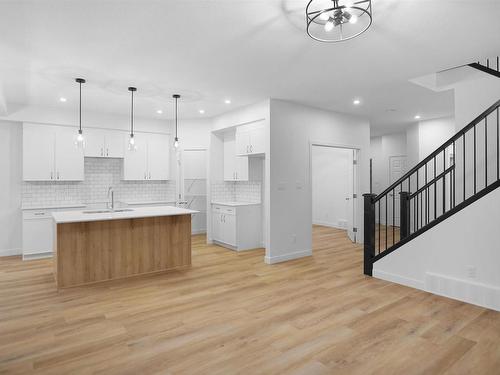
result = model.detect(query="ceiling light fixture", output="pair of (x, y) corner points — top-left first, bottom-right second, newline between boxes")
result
(59, 97), (67, 102)
(306, 0), (372, 43)
(173, 94), (181, 149)
(74, 78), (86, 149)
(199, 109), (205, 114)
(224, 99), (231, 104)
(414, 115), (421, 120)
(128, 87), (137, 151)
(157, 110), (163, 114)
(353, 99), (361, 105)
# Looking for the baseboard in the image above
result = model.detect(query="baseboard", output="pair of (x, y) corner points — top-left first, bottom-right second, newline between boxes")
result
(0, 248), (22, 257)
(22, 252), (53, 261)
(373, 269), (425, 290)
(312, 220), (346, 230)
(264, 249), (312, 264)
(191, 229), (207, 235)
(425, 272), (500, 312)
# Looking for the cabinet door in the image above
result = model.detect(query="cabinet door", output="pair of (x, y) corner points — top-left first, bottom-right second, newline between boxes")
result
(22, 216), (53, 256)
(123, 133), (148, 180)
(54, 126), (84, 181)
(223, 135), (236, 181)
(222, 214), (237, 246)
(249, 122), (265, 155)
(235, 156), (249, 181)
(235, 127), (250, 156)
(104, 130), (125, 158)
(23, 123), (55, 181)
(147, 133), (170, 180)
(212, 212), (222, 241)
(84, 128), (106, 157)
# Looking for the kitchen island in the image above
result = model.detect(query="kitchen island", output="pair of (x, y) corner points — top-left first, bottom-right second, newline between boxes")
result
(52, 206), (197, 288)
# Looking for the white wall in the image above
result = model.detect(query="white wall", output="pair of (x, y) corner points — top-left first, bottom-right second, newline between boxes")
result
(268, 99), (370, 264)
(0, 121), (22, 256)
(374, 185), (500, 312)
(312, 146), (352, 229)
(370, 132), (407, 194)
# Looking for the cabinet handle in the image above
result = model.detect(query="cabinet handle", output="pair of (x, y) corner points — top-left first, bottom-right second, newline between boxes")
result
(101, 148), (104, 156)
(250, 145), (253, 153)
(106, 148), (109, 156)
(57, 172), (60, 180)
(236, 172), (238, 180)
(50, 172), (53, 180)
(144, 173), (147, 179)
(149, 172), (151, 179)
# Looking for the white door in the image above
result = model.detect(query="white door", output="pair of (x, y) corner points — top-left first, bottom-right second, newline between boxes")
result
(84, 128), (106, 157)
(223, 135), (236, 181)
(388, 156), (407, 226)
(249, 122), (265, 154)
(23, 124), (55, 181)
(123, 133), (148, 180)
(235, 127), (250, 155)
(54, 126), (84, 181)
(147, 134), (170, 180)
(346, 150), (357, 243)
(223, 213), (236, 246)
(104, 130), (125, 158)
(212, 212), (222, 241)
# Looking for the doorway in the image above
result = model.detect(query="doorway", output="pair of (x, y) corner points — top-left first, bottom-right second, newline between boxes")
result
(311, 144), (359, 243)
(388, 155), (407, 226)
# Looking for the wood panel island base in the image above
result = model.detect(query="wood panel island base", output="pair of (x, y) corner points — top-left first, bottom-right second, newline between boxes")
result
(52, 206), (197, 288)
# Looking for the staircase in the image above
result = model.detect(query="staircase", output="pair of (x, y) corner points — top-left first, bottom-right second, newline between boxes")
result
(363, 57), (500, 276)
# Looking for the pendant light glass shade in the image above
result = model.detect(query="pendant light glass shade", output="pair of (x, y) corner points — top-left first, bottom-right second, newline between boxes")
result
(74, 78), (86, 148)
(173, 94), (180, 149)
(128, 87), (137, 151)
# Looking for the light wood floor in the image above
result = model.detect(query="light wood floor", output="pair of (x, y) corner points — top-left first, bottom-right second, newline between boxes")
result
(1, 226), (500, 374)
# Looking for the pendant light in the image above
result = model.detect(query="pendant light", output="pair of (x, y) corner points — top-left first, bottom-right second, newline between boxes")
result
(74, 78), (86, 148)
(173, 94), (181, 149)
(128, 86), (137, 151)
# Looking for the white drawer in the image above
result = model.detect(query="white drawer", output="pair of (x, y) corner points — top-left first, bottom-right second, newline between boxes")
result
(212, 204), (236, 215)
(23, 210), (53, 220)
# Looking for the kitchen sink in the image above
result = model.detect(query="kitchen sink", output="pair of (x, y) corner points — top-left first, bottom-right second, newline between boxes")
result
(83, 209), (134, 214)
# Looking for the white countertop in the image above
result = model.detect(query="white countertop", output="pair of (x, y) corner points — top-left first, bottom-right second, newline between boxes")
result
(22, 203), (87, 211)
(123, 200), (176, 206)
(52, 205), (198, 224)
(211, 201), (261, 207)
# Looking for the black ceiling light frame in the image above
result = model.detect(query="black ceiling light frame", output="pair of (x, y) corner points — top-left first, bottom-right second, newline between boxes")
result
(173, 94), (181, 149)
(128, 86), (137, 150)
(74, 77), (86, 148)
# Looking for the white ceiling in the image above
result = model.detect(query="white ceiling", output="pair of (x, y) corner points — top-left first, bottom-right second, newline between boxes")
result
(0, 0), (499, 135)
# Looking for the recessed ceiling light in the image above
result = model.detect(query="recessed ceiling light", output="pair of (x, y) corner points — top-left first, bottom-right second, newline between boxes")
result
(353, 99), (361, 105)
(199, 109), (205, 114)
(157, 110), (163, 114)
(224, 99), (231, 104)
(59, 97), (67, 102)
(414, 115), (421, 119)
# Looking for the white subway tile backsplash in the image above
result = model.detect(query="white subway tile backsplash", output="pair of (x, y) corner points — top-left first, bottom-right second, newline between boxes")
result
(22, 158), (176, 208)
(211, 181), (261, 203)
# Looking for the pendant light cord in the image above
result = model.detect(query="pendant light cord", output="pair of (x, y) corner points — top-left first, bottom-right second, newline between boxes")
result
(175, 95), (178, 139)
(131, 89), (134, 136)
(79, 81), (82, 132)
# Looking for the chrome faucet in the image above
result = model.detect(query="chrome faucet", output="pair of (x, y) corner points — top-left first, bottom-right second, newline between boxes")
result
(107, 186), (115, 211)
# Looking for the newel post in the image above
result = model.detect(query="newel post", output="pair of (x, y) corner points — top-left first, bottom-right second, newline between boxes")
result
(399, 191), (410, 240)
(363, 193), (376, 276)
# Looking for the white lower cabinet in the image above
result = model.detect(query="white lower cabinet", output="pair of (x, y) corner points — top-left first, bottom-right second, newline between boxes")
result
(211, 204), (261, 251)
(22, 206), (85, 260)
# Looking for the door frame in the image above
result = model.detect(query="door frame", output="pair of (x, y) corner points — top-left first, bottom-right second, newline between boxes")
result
(388, 155), (408, 227)
(309, 141), (361, 243)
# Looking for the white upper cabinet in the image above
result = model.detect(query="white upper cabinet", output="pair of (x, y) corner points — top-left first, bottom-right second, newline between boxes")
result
(23, 123), (56, 181)
(54, 126), (84, 181)
(123, 132), (170, 180)
(84, 129), (124, 158)
(224, 133), (248, 182)
(147, 134), (170, 180)
(23, 123), (83, 181)
(235, 121), (265, 156)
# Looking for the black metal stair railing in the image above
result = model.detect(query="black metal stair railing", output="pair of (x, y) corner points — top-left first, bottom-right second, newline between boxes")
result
(363, 98), (500, 276)
(469, 56), (500, 78)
